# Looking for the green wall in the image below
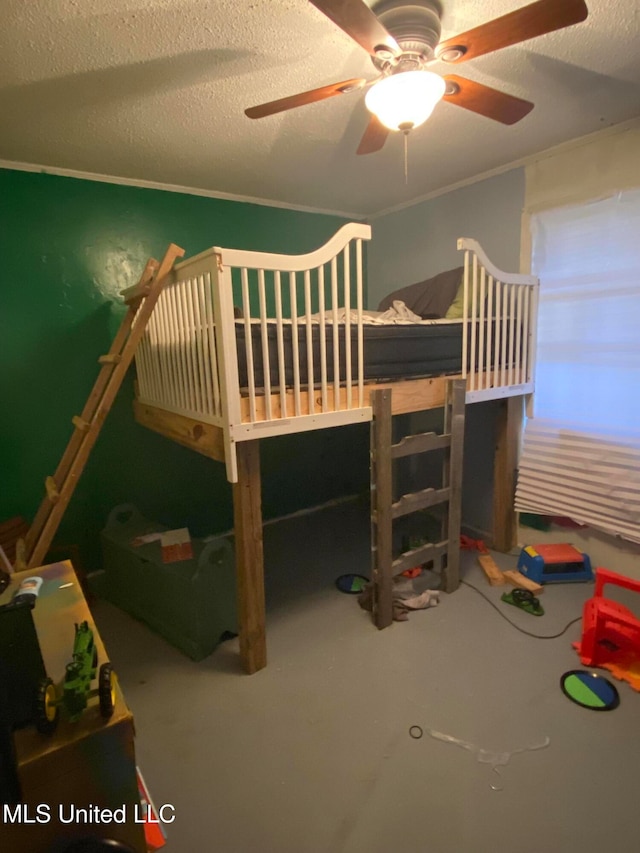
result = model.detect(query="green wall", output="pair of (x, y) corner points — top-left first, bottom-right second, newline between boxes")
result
(0, 168), (369, 570)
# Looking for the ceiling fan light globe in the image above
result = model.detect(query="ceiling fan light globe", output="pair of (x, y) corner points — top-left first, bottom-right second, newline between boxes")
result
(364, 70), (445, 132)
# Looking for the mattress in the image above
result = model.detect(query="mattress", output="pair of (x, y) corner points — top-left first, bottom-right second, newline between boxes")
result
(235, 320), (467, 388)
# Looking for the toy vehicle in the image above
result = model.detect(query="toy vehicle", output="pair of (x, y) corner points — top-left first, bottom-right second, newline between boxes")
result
(35, 620), (118, 734)
(1, 602), (119, 803)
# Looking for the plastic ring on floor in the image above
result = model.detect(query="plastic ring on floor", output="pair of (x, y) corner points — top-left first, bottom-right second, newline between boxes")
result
(409, 725), (423, 739)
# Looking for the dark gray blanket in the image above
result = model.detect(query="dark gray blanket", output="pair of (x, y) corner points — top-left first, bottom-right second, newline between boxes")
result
(377, 267), (463, 319)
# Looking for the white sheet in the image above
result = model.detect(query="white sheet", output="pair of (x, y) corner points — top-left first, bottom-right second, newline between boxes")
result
(326, 299), (422, 325)
(237, 300), (463, 326)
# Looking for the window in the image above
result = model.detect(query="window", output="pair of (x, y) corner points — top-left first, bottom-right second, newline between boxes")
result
(515, 189), (640, 543)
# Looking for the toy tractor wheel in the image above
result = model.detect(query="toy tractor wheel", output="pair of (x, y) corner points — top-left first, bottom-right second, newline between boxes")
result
(98, 663), (117, 719)
(35, 678), (60, 735)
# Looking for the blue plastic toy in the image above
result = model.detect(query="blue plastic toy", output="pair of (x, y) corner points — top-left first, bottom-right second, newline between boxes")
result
(517, 543), (593, 584)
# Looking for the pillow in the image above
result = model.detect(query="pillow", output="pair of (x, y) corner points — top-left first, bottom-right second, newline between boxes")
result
(377, 267), (464, 320)
(444, 280), (465, 319)
(445, 277), (488, 319)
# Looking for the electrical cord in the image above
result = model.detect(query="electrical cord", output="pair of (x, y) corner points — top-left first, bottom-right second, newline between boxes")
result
(460, 579), (582, 639)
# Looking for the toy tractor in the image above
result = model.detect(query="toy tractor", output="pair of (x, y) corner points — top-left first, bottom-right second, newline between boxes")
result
(35, 621), (118, 734)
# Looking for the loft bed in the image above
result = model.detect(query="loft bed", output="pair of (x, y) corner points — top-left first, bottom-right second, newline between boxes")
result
(127, 223), (539, 673)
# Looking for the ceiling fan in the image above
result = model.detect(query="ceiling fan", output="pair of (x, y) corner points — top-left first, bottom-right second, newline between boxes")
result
(245, 0), (589, 155)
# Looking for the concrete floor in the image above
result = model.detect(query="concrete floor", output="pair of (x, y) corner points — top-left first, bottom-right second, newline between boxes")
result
(93, 501), (640, 853)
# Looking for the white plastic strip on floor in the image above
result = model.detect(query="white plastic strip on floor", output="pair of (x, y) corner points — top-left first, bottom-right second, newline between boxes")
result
(515, 418), (640, 543)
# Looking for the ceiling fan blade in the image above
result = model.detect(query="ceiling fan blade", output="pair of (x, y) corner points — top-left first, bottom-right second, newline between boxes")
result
(357, 114), (390, 155)
(245, 78), (366, 119)
(443, 75), (534, 125)
(436, 0), (588, 63)
(310, 0), (401, 59)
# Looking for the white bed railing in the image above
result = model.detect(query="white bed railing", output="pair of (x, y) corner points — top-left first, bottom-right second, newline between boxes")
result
(134, 226), (539, 481)
(458, 238), (539, 403)
(220, 224), (370, 429)
(136, 252), (223, 422)
(136, 223), (373, 481)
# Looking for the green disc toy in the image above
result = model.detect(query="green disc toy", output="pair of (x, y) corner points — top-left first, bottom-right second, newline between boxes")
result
(335, 574), (368, 594)
(560, 670), (620, 711)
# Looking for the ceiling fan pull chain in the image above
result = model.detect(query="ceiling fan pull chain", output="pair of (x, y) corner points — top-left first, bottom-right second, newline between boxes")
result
(404, 130), (409, 185)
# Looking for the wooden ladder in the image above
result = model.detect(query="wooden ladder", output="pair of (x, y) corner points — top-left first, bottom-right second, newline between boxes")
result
(370, 378), (466, 628)
(17, 243), (185, 571)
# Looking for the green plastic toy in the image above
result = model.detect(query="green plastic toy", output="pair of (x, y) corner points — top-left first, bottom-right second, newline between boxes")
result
(501, 588), (544, 617)
(35, 620), (118, 734)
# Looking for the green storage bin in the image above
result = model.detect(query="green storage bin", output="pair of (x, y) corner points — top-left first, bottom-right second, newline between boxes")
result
(100, 504), (237, 661)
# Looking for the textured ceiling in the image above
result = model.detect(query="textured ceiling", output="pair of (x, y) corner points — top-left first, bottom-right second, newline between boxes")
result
(1, 0), (639, 216)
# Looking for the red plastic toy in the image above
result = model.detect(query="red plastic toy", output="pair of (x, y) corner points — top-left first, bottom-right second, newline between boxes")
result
(460, 535), (488, 553)
(573, 567), (640, 691)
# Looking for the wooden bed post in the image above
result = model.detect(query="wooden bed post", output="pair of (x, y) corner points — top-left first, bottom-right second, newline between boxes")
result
(441, 379), (466, 593)
(371, 389), (394, 629)
(492, 395), (523, 552)
(232, 440), (267, 674)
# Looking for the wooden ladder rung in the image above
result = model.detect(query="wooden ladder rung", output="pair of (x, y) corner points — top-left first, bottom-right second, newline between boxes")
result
(392, 540), (449, 576)
(391, 431), (451, 459)
(121, 282), (151, 305)
(391, 486), (450, 519)
(45, 476), (60, 504)
(72, 415), (91, 432)
(98, 354), (122, 365)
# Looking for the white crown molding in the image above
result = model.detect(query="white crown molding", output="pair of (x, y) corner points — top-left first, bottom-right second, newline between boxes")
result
(2, 115), (639, 222)
(369, 116), (640, 220)
(0, 158), (364, 221)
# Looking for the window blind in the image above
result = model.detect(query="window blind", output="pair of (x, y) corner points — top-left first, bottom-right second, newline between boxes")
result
(515, 189), (640, 543)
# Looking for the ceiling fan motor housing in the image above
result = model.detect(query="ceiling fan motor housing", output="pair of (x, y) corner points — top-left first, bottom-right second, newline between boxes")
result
(371, 0), (442, 69)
